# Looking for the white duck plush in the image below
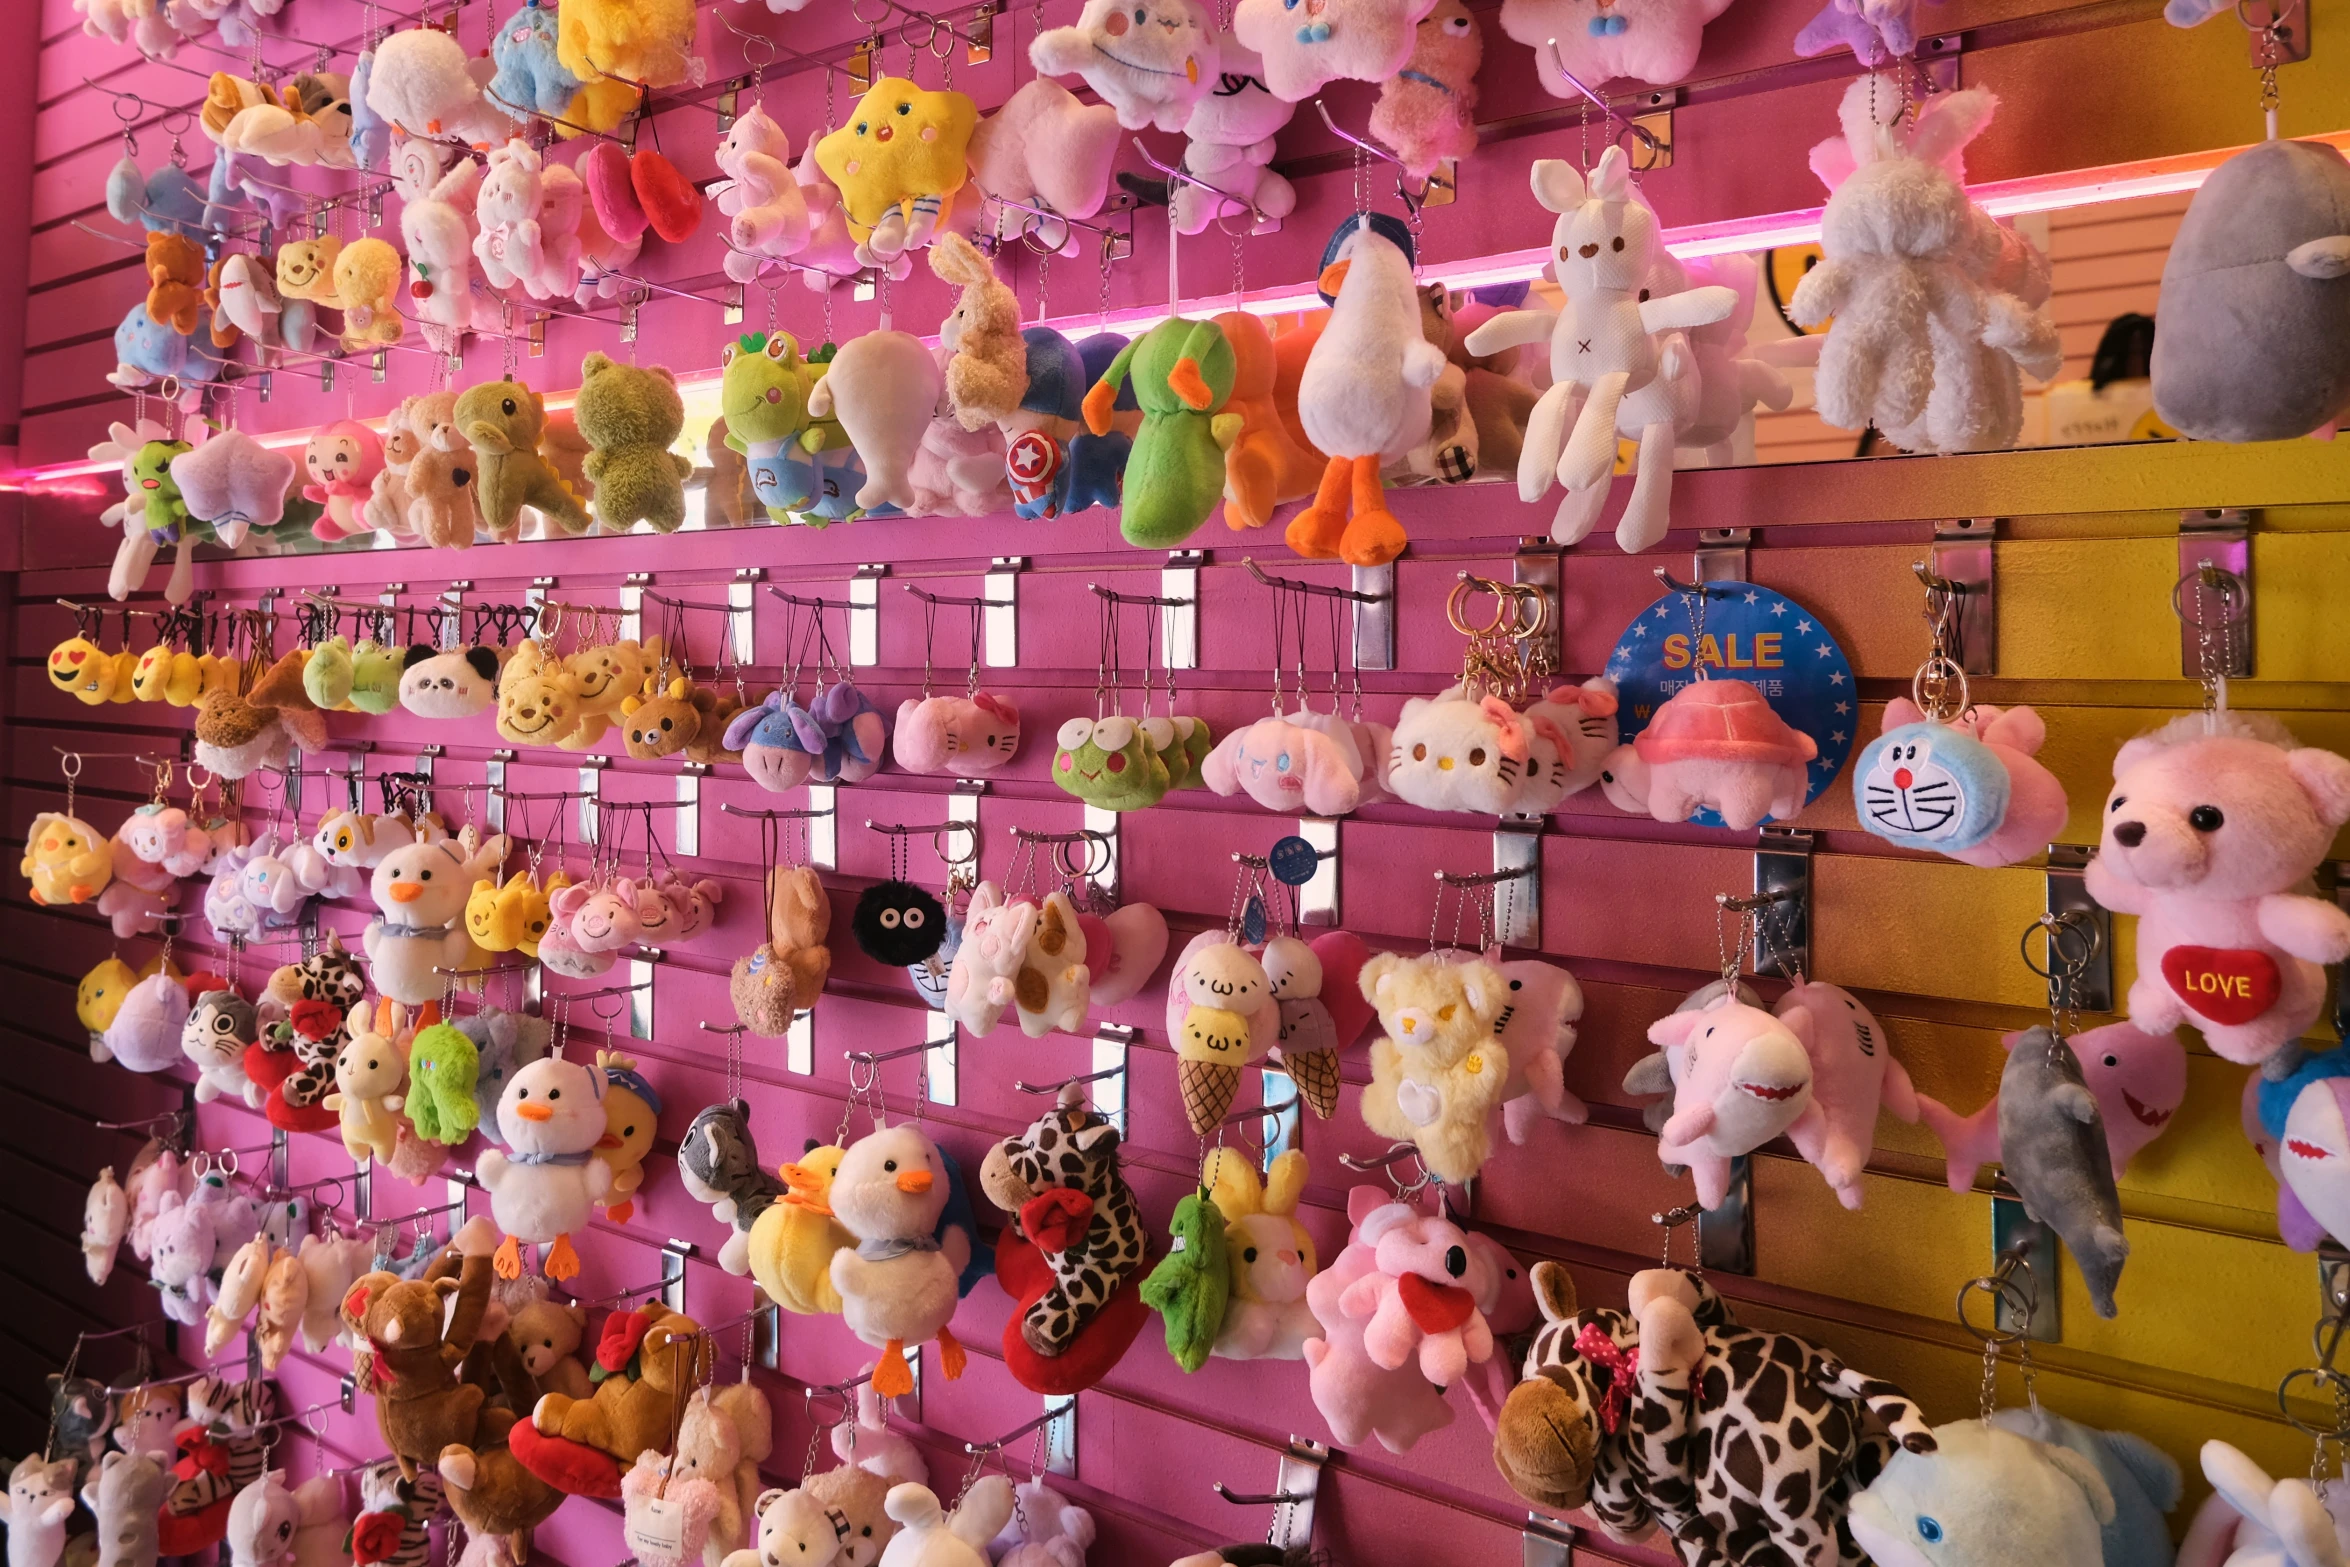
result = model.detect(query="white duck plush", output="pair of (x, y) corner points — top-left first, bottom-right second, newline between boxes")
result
(1464, 148), (1738, 554)
(362, 831), (509, 1006)
(477, 1055), (613, 1282)
(827, 1124), (968, 1400)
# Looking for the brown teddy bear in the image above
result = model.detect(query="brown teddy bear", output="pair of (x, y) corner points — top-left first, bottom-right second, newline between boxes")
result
(146, 233), (207, 336)
(513, 1303), (710, 1498)
(340, 1218), (503, 1481)
(504, 1297), (591, 1400)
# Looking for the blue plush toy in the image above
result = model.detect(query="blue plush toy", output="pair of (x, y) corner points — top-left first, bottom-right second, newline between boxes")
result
(934, 1144), (995, 1296)
(1986, 1408), (2180, 1567)
(1852, 716), (2012, 852)
(487, 2), (582, 120)
(110, 303), (226, 395)
(109, 159), (208, 237)
(1064, 333), (1135, 513)
(348, 51), (391, 172)
(1008, 327), (1088, 520)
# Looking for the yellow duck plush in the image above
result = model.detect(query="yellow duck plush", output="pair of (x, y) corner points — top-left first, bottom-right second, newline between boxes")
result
(814, 79), (978, 258)
(24, 815), (114, 906)
(78, 955), (143, 1034)
(747, 1145), (852, 1316)
(594, 1051), (662, 1224)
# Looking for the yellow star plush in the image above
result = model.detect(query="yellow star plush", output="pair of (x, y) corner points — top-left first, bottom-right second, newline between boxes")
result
(814, 79), (978, 240)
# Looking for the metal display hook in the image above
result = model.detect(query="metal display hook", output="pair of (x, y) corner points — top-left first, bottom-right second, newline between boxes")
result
(1542, 42), (1672, 165)
(1011, 1063), (1127, 1096)
(1127, 137), (1274, 233)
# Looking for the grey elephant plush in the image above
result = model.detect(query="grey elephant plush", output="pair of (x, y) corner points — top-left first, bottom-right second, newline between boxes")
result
(2153, 138), (2350, 442)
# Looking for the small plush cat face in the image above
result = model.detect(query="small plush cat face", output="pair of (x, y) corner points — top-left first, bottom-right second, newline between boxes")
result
(1855, 719), (2010, 852)
(1387, 693), (1530, 815)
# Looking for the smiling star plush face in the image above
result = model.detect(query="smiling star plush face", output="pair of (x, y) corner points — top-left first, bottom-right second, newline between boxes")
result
(813, 79), (978, 235)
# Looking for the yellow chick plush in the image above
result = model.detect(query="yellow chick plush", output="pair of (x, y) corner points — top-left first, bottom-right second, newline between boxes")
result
(163, 651), (207, 706)
(747, 1145), (852, 1316)
(78, 955), (142, 1034)
(593, 1051), (663, 1224)
(814, 80), (978, 250)
(333, 237), (404, 351)
(24, 814), (114, 905)
(48, 637), (115, 703)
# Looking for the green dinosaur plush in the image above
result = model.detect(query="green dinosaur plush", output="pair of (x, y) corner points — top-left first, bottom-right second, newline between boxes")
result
(1140, 1189), (1230, 1374)
(403, 1022), (481, 1144)
(132, 440), (195, 540)
(1081, 317), (1239, 550)
(348, 641), (403, 715)
(453, 379), (591, 539)
(577, 351), (696, 533)
(1052, 714), (1172, 812)
(303, 635), (355, 708)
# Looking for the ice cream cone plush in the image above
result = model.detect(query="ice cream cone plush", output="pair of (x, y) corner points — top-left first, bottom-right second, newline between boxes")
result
(1166, 935), (1279, 1136)
(827, 1125), (967, 1398)
(477, 1056), (614, 1281)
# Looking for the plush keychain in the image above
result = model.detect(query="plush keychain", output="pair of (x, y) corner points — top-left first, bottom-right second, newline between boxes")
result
(23, 813), (114, 906)
(1370, 0), (1480, 177)
(552, 0), (697, 135)
(967, 79), (1121, 253)
(1638, 987), (1816, 1206)
(1051, 715), (1173, 813)
(805, 332), (941, 515)
(2084, 715), (2350, 1066)
(1917, 1024), (2178, 1188)
(1203, 1148), (1318, 1360)
(895, 693), (1021, 777)
(677, 1101), (787, 1277)
(182, 988), (260, 1105)
(1601, 678), (1818, 830)
(83, 1165), (132, 1284)
(1301, 1188), (1452, 1453)
(1083, 317), (1236, 547)
(455, 381), (591, 539)
(591, 1051), (661, 1224)
(81, 1451), (168, 1567)
(327, 1027), (408, 1163)
(813, 80), (978, 263)
(576, 353), (695, 532)
(1032, 0), (1214, 130)
(1500, 0), (1732, 92)
(203, 1234), (271, 1354)
(399, 645), (503, 719)
(944, 883), (1034, 1038)
(827, 1124), (970, 1398)
(1859, 698), (2069, 866)
(1232, 0), (1433, 100)
(1166, 932), (1279, 1132)
(1214, 311), (1322, 527)
(171, 430), (298, 543)
(2001, 1027), (2130, 1318)
(1169, 38), (1298, 235)
(364, 832), (510, 1006)
(1258, 931), (1372, 1117)
(732, 866), (832, 1036)
(1204, 714), (1366, 817)
(1141, 1184), (1229, 1373)
(477, 1055), (613, 1281)
(980, 1088), (1153, 1393)
(714, 105), (812, 281)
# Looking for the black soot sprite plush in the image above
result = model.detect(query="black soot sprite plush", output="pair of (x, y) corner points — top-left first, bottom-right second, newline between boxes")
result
(853, 880), (946, 965)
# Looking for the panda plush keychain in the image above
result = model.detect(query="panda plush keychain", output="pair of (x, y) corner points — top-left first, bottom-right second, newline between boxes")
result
(853, 826), (949, 967)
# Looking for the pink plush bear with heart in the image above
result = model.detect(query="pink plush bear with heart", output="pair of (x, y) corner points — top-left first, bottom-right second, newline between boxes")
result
(1338, 1200), (1493, 1386)
(2083, 714), (2350, 1065)
(1303, 1187), (1456, 1453)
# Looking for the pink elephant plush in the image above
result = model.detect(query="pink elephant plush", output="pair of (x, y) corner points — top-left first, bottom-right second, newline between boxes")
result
(2083, 714), (2350, 1064)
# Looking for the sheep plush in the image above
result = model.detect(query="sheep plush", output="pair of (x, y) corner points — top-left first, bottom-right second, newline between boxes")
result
(2153, 138), (2350, 443)
(1032, 0), (1216, 132)
(1171, 37), (1298, 234)
(2083, 714), (2350, 1066)
(1790, 82), (2060, 455)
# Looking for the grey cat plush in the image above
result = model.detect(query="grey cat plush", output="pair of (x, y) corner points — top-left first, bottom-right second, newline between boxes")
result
(1999, 1026), (2130, 1317)
(2153, 138), (2350, 442)
(676, 1099), (785, 1276)
(80, 1450), (167, 1567)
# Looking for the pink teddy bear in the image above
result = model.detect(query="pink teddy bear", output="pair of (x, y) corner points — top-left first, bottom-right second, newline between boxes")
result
(1303, 1186), (1456, 1454)
(2083, 714), (2350, 1065)
(618, 1453), (721, 1567)
(1338, 1200), (1494, 1386)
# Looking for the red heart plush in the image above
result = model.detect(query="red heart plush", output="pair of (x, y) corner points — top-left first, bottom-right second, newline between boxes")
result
(994, 1231), (1150, 1395)
(629, 149), (704, 244)
(508, 1417), (624, 1499)
(2162, 945), (2281, 1026)
(583, 141), (648, 244)
(1020, 1187), (1095, 1253)
(1399, 1272), (1476, 1334)
(596, 1306), (653, 1372)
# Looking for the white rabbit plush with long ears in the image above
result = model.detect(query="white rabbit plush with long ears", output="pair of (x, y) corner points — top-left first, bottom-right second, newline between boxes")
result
(1789, 81), (2060, 455)
(1463, 149), (1736, 554)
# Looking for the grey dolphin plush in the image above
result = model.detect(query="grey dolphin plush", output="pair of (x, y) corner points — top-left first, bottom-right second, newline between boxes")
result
(2000, 1026), (2131, 1317)
(2153, 138), (2350, 442)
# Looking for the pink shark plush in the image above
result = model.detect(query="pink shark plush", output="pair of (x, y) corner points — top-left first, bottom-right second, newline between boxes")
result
(1647, 993), (1815, 1207)
(1776, 979), (1917, 1209)
(1920, 1022), (2187, 1190)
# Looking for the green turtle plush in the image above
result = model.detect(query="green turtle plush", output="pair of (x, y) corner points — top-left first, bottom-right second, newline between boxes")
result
(1140, 1189), (1230, 1374)
(1081, 317), (1238, 549)
(404, 1021), (481, 1145)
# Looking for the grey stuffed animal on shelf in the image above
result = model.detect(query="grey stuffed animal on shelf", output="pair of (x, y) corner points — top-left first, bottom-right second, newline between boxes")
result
(2000, 1026), (2131, 1318)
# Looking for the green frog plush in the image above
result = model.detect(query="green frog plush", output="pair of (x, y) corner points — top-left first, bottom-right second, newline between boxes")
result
(1052, 714), (1173, 811)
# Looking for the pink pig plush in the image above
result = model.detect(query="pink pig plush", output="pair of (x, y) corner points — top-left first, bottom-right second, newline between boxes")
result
(1920, 1021), (2187, 1189)
(892, 693), (1022, 776)
(2083, 714), (2350, 1065)
(1303, 1186), (1456, 1453)
(1646, 992), (1816, 1207)
(1339, 1201), (1494, 1385)
(554, 879), (644, 954)
(1775, 979), (1917, 1210)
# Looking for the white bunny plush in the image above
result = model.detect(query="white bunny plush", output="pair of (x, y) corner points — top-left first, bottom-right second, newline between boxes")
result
(1462, 149), (1736, 553)
(2188, 1441), (2350, 1567)
(1788, 81), (2060, 455)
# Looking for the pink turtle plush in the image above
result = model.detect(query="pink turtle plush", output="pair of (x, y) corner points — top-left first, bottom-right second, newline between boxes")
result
(2083, 714), (2350, 1065)
(1920, 1022), (2188, 1189)
(1645, 992), (1815, 1206)
(1339, 1200), (1494, 1385)
(1776, 979), (1918, 1210)
(1302, 1187), (1456, 1453)
(1616, 678), (1818, 830)
(1234, 0), (1442, 101)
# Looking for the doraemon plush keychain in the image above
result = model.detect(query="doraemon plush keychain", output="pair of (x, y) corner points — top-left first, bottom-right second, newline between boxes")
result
(1854, 572), (2067, 867)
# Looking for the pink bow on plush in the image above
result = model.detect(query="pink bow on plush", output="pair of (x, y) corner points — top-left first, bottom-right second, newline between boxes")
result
(1573, 1322), (1638, 1433)
(1477, 697), (1532, 763)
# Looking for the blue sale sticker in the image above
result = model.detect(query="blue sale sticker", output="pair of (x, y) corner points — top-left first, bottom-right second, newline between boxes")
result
(1267, 835), (1321, 887)
(1603, 582), (1855, 828)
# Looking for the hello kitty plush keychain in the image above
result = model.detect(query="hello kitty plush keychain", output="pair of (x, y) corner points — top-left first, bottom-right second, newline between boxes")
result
(894, 593), (1022, 777)
(1853, 567), (2067, 866)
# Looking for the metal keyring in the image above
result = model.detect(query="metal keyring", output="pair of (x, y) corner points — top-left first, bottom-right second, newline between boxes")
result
(2019, 910), (2101, 982)
(899, 11), (938, 51)
(2278, 1366), (2350, 1436)
(1954, 1271), (2035, 1347)
(934, 820), (979, 869)
(1446, 576), (1510, 637)
(2171, 563), (2248, 631)
(113, 93), (146, 127)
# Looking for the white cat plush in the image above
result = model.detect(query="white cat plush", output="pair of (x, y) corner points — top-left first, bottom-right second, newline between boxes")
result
(1386, 690), (1531, 815)
(1513, 677), (1621, 812)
